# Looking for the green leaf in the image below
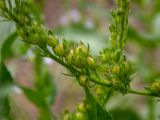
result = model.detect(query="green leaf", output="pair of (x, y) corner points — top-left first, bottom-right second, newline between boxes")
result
(1, 32), (17, 60)
(21, 87), (46, 109)
(35, 56), (57, 105)
(0, 62), (14, 86)
(43, 72), (57, 105)
(0, 62), (14, 120)
(84, 91), (112, 120)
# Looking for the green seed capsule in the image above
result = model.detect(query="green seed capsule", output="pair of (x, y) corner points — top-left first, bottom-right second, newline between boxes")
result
(87, 56), (96, 69)
(54, 43), (65, 56)
(47, 35), (58, 47)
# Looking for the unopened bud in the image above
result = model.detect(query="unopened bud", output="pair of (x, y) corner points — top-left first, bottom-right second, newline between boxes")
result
(79, 75), (87, 86)
(47, 35), (58, 47)
(87, 56), (96, 69)
(150, 82), (160, 94)
(111, 65), (120, 75)
(77, 103), (86, 112)
(54, 43), (65, 57)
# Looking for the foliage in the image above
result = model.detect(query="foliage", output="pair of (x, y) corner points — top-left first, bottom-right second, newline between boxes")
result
(0, 0), (160, 120)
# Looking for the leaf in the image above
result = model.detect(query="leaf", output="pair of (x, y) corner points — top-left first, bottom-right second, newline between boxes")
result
(1, 32), (17, 60)
(0, 62), (14, 120)
(35, 56), (57, 105)
(84, 91), (112, 120)
(0, 62), (14, 86)
(21, 87), (46, 109)
(43, 72), (57, 105)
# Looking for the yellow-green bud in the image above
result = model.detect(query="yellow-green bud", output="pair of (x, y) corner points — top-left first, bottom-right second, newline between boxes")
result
(47, 35), (58, 47)
(78, 43), (89, 56)
(73, 56), (82, 68)
(79, 75), (87, 86)
(151, 82), (160, 94)
(75, 112), (86, 120)
(62, 110), (71, 120)
(79, 57), (87, 67)
(96, 87), (104, 95)
(65, 52), (74, 65)
(111, 65), (120, 75)
(87, 57), (96, 69)
(77, 103), (86, 112)
(54, 43), (65, 56)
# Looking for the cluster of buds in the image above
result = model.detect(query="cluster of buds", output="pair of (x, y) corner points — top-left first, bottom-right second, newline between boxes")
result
(47, 37), (96, 70)
(65, 42), (88, 68)
(0, 0), (31, 24)
(61, 102), (88, 120)
(99, 48), (133, 92)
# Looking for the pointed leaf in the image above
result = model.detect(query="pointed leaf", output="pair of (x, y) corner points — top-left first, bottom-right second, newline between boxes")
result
(85, 91), (112, 120)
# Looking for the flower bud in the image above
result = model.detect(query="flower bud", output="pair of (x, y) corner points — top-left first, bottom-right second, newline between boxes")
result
(87, 56), (96, 70)
(31, 33), (39, 43)
(47, 35), (58, 47)
(150, 82), (160, 94)
(96, 87), (104, 95)
(78, 43), (89, 56)
(62, 110), (71, 120)
(79, 75), (87, 86)
(75, 112), (86, 120)
(65, 54), (73, 65)
(79, 57), (87, 67)
(77, 103), (86, 112)
(54, 43), (65, 57)
(73, 56), (82, 68)
(111, 65), (120, 75)
(17, 28), (25, 37)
